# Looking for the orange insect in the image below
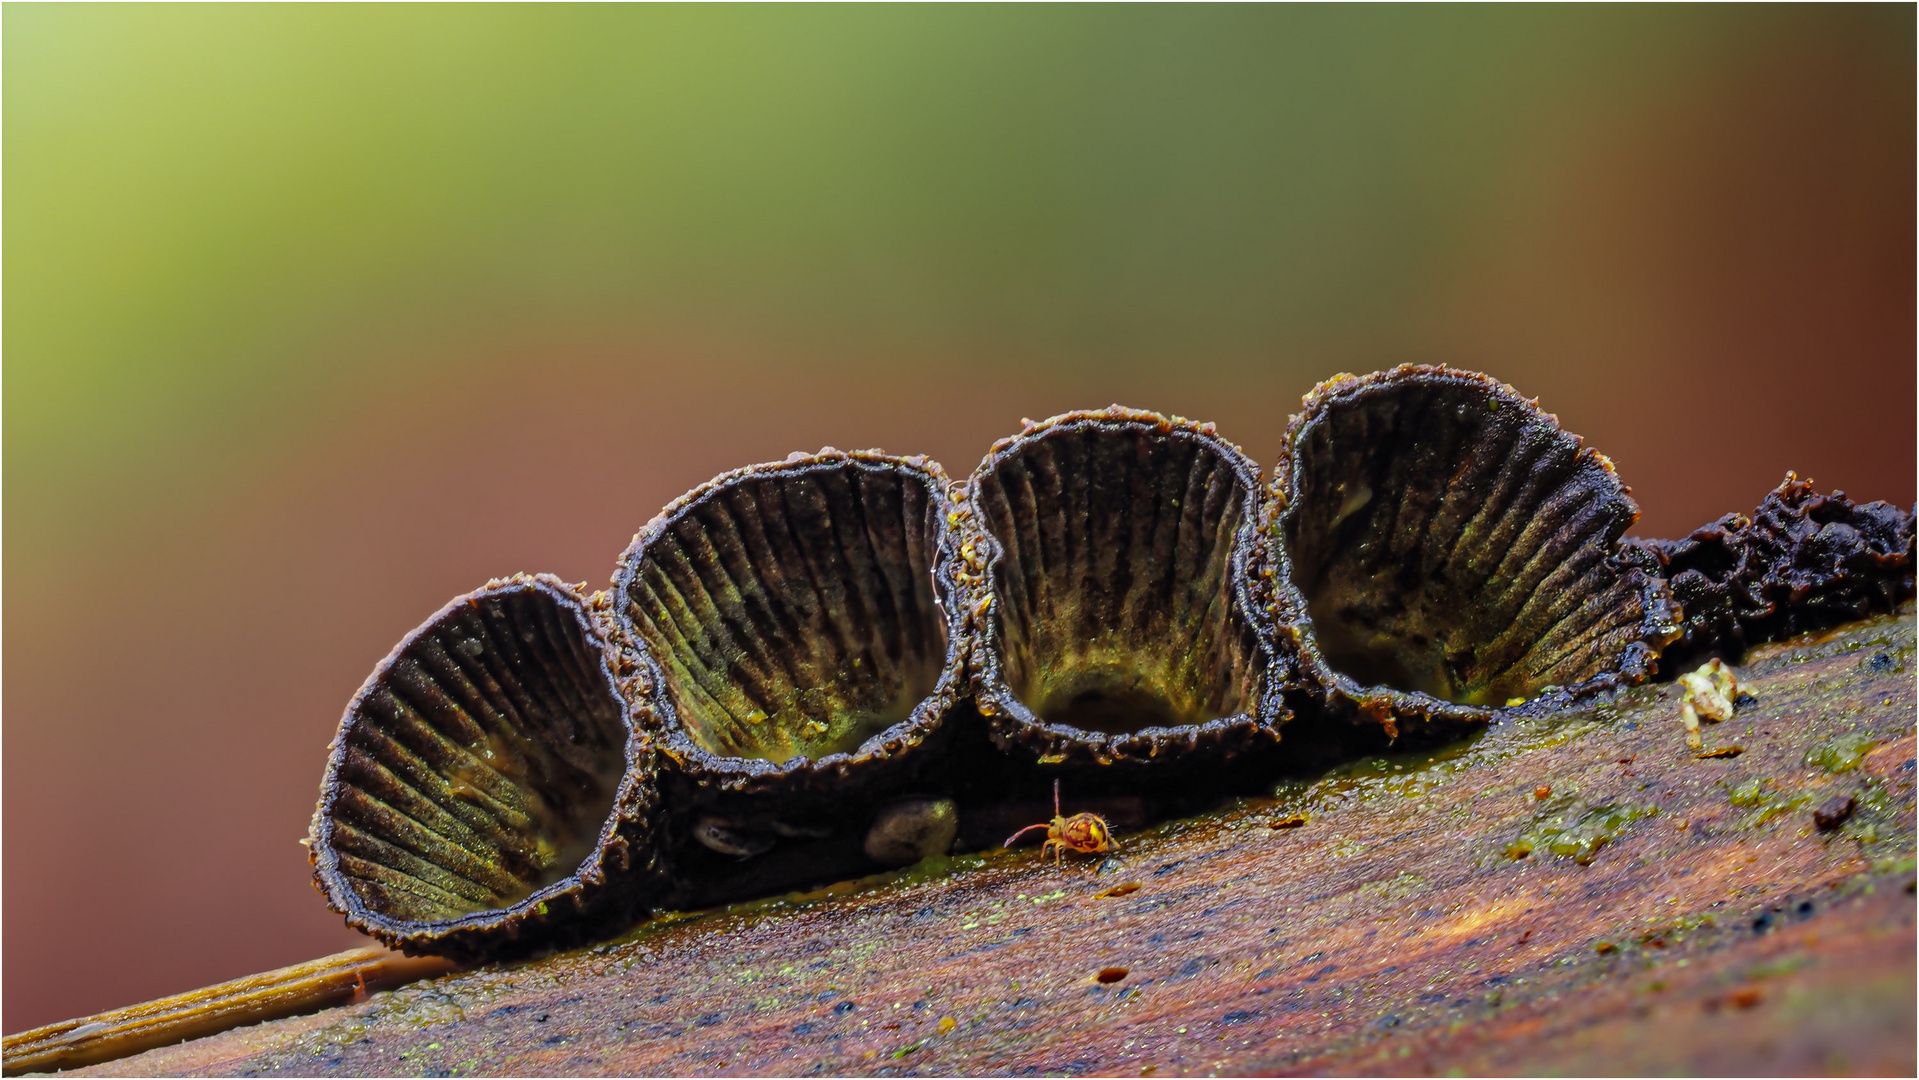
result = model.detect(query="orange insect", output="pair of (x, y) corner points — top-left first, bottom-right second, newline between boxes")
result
(1003, 779), (1118, 864)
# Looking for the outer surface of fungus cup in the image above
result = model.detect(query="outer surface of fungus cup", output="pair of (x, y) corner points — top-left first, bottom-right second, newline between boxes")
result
(309, 575), (659, 959)
(1267, 367), (1682, 732)
(610, 450), (972, 823)
(967, 407), (1291, 770)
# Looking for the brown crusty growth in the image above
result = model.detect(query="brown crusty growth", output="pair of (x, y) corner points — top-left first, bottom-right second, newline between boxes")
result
(1643, 474), (1915, 664)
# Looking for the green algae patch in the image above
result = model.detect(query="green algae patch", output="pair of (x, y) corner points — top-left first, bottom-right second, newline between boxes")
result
(1726, 778), (1813, 829)
(1506, 804), (1658, 864)
(1804, 734), (1879, 773)
(1744, 796), (1813, 830)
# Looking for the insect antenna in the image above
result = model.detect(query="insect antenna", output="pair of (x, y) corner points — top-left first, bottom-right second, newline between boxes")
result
(1002, 822), (1052, 848)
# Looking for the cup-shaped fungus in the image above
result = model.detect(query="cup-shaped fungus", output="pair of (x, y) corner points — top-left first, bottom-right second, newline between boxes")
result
(309, 575), (657, 958)
(1267, 367), (1681, 733)
(967, 407), (1290, 770)
(610, 450), (972, 882)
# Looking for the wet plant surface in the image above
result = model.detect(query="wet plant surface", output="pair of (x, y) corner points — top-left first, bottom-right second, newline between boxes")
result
(68, 611), (1916, 1077)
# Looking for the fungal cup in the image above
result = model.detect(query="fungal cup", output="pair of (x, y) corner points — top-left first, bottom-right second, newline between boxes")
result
(609, 450), (973, 887)
(1267, 367), (1682, 732)
(967, 407), (1291, 771)
(309, 575), (658, 958)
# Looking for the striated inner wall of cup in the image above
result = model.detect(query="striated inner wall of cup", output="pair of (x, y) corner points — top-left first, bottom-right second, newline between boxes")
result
(324, 584), (627, 923)
(1284, 377), (1652, 706)
(624, 461), (950, 764)
(977, 423), (1265, 734)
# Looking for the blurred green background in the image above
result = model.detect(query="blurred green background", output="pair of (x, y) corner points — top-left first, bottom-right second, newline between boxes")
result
(6, 5), (1912, 1030)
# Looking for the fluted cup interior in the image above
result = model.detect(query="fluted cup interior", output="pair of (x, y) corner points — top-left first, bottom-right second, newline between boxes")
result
(1283, 371), (1655, 706)
(976, 417), (1265, 734)
(319, 581), (627, 925)
(622, 458), (950, 764)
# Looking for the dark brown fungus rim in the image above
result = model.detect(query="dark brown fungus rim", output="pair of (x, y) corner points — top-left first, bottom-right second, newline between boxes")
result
(608, 450), (974, 798)
(1265, 367), (1682, 732)
(965, 406), (1293, 769)
(308, 574), (661, 959)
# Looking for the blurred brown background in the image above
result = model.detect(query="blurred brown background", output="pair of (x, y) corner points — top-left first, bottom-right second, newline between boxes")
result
(5, 6), (1912, 1032)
